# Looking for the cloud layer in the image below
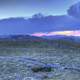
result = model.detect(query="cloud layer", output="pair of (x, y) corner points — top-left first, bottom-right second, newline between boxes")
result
(31, 30), (80, 37)
(68, 2), (80, 19)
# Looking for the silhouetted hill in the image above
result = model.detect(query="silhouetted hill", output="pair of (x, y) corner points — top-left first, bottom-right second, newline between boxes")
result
(0, 35), (80, 49)
(39, 34), (80, 49)
(43, 35), (80, 42)
(0, 35), (46, 41)
(0, 35), (49, 47)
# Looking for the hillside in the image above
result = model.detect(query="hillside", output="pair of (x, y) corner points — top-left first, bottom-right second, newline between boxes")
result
(0, 35), (80, 49)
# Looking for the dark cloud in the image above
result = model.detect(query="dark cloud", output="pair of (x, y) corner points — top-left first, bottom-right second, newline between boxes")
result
(68, 2), (80, 19)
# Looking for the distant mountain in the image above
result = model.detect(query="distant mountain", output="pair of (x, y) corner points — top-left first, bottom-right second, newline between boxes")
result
(0, 35), (46, 42)
(0, 34), (80, 48)
(0, 34), (80, 43)
(0, 35), (49, 47)
(42, 35), (80, 45)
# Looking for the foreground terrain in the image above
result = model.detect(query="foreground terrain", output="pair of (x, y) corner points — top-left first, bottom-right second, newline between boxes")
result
(0, 36), (80, 80)
(0, 46), (80, 80)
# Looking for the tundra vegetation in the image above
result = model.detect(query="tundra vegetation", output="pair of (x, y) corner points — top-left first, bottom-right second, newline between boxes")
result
(0, 39), (80, 80)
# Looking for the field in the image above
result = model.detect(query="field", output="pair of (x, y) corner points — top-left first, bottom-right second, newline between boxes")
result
(0, 45), (80, 80)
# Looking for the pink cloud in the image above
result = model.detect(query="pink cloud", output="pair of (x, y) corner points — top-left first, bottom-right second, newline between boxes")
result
(31, 30), (80, 37)
(31, 32), (47, 37)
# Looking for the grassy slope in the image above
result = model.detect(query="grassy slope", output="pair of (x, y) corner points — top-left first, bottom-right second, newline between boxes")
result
(0, 39), (80, 48)
(0, 39), (79, 56)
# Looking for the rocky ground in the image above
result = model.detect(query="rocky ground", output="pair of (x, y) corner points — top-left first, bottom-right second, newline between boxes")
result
(0, 47), (80, 80)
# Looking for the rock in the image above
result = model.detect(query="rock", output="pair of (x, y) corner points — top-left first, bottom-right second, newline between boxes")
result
(31, 66), (52, 73)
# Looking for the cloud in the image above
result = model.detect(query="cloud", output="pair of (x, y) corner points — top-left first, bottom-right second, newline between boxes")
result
(31, 32), (47, 37)
(68, 2), (80, 19)
(31, 30), (80, 37)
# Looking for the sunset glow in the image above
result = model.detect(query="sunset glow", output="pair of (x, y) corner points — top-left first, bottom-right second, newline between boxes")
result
(31, 30), (80, 37)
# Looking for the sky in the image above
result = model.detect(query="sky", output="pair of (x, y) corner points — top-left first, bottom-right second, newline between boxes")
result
(0, 0), (80, 36)
(0, 0), (79, 19)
